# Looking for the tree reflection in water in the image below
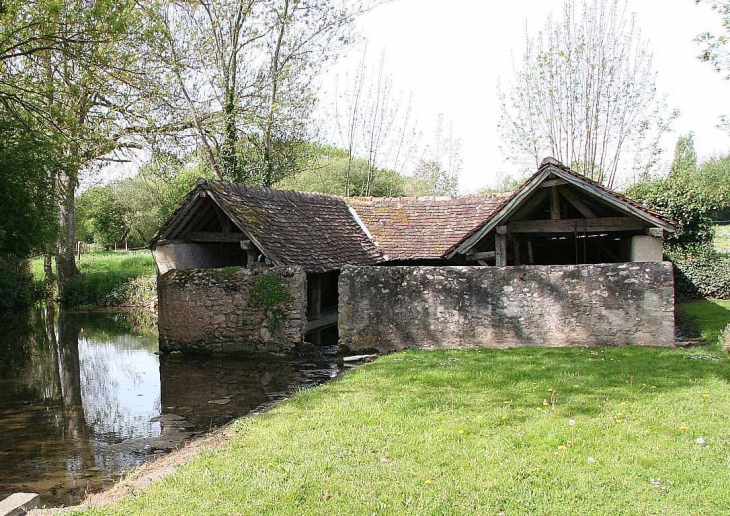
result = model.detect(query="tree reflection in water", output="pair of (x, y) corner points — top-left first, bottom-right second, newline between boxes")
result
(0, 306), (338, 507)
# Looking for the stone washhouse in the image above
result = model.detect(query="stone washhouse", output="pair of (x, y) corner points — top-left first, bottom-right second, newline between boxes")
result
(149, 158), (676, 353)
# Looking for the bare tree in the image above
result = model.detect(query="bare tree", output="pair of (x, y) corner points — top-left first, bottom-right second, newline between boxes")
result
(333, 49), (416, 196)
(499, 0), (675, 189)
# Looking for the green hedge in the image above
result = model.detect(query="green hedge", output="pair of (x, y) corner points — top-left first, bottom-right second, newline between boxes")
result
(672, 254), (730, 300)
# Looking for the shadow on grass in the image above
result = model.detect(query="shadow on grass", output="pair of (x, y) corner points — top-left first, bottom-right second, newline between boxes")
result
(365, 344), (730, 419)
(677, 299), (730, 344)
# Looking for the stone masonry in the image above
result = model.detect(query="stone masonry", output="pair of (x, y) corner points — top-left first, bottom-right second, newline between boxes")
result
(339, 263), (675, 352)
(158, 266), (306, 353)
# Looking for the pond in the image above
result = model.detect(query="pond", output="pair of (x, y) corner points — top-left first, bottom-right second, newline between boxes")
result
(0, 307), (340, 508)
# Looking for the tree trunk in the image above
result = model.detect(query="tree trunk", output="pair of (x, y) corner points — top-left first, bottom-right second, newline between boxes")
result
(55, 167), (79, 302)
(43, 254), (55, 302)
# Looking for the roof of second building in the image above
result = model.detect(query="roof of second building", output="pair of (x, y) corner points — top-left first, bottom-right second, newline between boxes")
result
(346, 194), (509, 261)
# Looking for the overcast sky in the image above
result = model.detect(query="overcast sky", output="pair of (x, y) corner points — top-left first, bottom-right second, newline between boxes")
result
(319, 0), (730, 193)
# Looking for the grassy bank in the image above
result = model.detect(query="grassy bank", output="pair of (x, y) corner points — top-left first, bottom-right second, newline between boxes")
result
(32, 251), (157, 309)
(76, 300), (730, 516)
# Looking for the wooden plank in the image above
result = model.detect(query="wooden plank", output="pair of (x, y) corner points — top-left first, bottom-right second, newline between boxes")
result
(495, 233), (508, 266)
(178, 203), (216, 237)
(526, 240), (534, 264)
(539, 178), (569, 188)
(186, 231), (247, 243)
(508, 217), (647, 234)
(559, 188), (597, 218)
(466, 251), (496, 261)
(161, 192), (200, 239)
(510, 188), (549, 221)
(0, 493), (40, 516)
(550, 186), (561, 220)
(547, 167), (675, 233)
(447, 169), (552, 258)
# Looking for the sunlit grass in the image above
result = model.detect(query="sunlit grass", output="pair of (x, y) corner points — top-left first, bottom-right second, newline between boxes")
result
(74, 300), (730, 516)
(31, 251), (156, 308)
(715, 224), (730, 256)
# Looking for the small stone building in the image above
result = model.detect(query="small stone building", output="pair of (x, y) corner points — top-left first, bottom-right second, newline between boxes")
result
(150, 158), (676, 353)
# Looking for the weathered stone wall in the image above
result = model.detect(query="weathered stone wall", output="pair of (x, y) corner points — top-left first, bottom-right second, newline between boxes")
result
(158, 266), (306, 353)
(339, 263), (675, 352)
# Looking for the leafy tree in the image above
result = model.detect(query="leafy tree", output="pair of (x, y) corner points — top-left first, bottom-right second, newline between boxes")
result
(408, 159), (458, 196)
(0, 114), (59, 307)
(277, 146), (408, 196)
(147, 0), (378, 185)
(670, 134), (698, 179)
(76, 187), (130, 248)
(696, 1), (730, 78)
(499, 0), (674, 188)
(0, 118), (58, 258)
(0, 0), (150, 298)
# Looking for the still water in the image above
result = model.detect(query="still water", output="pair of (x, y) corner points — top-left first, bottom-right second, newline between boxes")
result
(0, 307), (339, 507)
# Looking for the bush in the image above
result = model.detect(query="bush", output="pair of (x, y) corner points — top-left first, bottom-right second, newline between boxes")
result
(626, 177), (720, 250)
(0, 256), (39, 309)
(671, 251), (730, 300)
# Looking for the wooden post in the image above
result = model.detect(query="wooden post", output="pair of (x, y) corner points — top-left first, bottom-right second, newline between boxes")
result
(513, 237), (521, 266)
(550, 186), (561, 220)
(246, 248), (257, 268)
(76, 241), (81, 262)
(526, 240), (534, 265)
(310, 275), (322, 320)
(495, 233), (508, 267)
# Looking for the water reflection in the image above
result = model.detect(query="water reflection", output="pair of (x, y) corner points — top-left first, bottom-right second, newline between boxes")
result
(0, 307), (338, 507)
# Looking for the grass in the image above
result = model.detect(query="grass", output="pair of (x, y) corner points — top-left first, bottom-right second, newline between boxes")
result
(31, 251), (157, 308)
(714, 224), (730, 256)
(75, 300), (730, 516)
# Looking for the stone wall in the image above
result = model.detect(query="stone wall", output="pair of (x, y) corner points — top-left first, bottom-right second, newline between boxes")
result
(158, 266), (306, 353)
(339, 263), (675, 352)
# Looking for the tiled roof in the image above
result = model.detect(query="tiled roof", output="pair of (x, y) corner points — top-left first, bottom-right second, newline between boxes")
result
(152, 180), (384, 273)
(152, 160), (673, 271)
(346, 194), (509, 261)
(206, 181), (384, 273)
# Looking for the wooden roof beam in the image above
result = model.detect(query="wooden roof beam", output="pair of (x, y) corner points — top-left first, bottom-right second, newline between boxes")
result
(558, 187), (597, 219)
(506, 217), (647, 234)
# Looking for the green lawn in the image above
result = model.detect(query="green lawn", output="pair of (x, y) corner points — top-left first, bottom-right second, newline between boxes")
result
(76, 300), (730, 516)
(32, 251), (156, 308)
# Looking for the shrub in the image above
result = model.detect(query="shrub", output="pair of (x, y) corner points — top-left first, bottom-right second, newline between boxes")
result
(670, 250), (730, 300)
(626, 177), (720, 250)
(0, 255), (39, 309)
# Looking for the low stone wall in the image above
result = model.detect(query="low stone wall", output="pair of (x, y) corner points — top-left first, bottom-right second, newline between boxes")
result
(339, 263), (675, 352)
(158, 266), (306, 353)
